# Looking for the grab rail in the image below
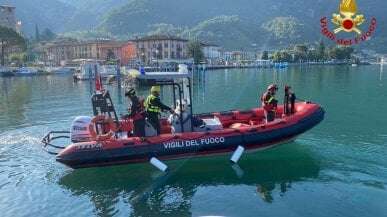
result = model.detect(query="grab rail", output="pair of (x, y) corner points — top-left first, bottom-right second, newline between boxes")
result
(41, 131), (70, 155)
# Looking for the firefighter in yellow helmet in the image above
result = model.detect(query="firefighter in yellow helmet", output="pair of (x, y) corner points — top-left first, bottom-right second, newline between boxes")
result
(144, 86), (175, 135)
(261, 84), (278, 123)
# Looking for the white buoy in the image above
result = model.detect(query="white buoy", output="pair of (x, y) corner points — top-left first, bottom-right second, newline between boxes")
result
(230, 146), (245, 163)
(150, 157), (168, 172)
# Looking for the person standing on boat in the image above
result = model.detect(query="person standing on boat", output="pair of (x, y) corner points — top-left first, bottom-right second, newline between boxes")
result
(145, 86), (175, 135)
(261, 84), (278, 123)
(124, 88), (146, 137)
(284, 85), (297, 115)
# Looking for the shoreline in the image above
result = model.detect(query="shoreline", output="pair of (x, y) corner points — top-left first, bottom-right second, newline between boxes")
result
(1, 63), (381, 78)
(201, 62), (375, 70)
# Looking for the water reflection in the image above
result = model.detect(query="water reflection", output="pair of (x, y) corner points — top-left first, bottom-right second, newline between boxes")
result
(192, 69), (206, 106)
(57, 144), (320, 216)
(0, 77), (32, 129)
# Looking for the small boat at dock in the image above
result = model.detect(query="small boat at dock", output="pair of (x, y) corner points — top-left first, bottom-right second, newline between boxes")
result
(15, 67), (38, 76)
(73, 61), (119, 81)
(0, 67), (15, 77)
(46, 66), (73, 74)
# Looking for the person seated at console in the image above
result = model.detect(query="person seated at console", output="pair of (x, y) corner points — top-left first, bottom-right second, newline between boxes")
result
(168, 99), (204, 133)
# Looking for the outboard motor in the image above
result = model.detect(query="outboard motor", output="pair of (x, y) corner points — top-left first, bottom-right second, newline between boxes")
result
(70, 116), (92, 143)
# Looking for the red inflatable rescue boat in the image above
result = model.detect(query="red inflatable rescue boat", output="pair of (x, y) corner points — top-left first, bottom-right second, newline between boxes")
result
(42, 71), (324, 169)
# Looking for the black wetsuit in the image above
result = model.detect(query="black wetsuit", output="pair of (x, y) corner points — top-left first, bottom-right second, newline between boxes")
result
(128, 96), (146, 137)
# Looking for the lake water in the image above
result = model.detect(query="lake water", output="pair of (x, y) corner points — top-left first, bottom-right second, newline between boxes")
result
(1, 66), (387, 217)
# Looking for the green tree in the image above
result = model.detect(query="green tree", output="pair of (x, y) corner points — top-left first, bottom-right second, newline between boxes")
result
(343, 47), (354, 60)
(148, 23), (184, 36)
(35, 24), (40, 42)
(307, 50), (318, 62)
(317, 40), (326, 61)
(187, 40), (204, 64)
(272, 51), (292, 62)
(261, 51), (269, 60)
(272, 51), (280, 62)
(0, 26), (26, 66)
(61, 30), (113, 41)
(294, 44), (308, 53)
(328, 46), (354, 60)
(281, 51), (292, 62)
(9, 52), (27, 66)
(293, 44), (308, 62)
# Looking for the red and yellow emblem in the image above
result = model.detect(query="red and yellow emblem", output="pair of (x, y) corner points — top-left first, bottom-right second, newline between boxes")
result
(331, 0), (365, 34)
(320, 0), (376, 45)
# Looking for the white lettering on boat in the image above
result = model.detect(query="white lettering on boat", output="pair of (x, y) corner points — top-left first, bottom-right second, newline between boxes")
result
(163, 137), (225, 149)
(76, 143), (103, 150)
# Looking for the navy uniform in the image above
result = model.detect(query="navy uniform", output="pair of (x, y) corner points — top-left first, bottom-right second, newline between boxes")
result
(125, 89), (146, 137)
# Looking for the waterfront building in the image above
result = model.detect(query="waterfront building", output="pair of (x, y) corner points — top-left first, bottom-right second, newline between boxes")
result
(231, 51), (256, 61)
(119, 42), (137, 66)
(201, 42), (222, 65)
(221, 51), (233, 65)
(133, 35), (189, 65)
(256, 50), (275, 59)
(1, 45), (24, 66)
(219, 50), (258, 66)
(0, 5), (16, 30)
(40, 39), (134, 66)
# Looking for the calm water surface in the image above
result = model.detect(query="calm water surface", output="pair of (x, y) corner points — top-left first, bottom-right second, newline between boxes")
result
(0, 66), (387, 217)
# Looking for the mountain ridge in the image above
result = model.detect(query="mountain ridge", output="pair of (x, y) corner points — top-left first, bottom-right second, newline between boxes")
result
(2, 0), (387, 51)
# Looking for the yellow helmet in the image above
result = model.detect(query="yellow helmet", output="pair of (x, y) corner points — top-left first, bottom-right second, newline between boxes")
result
(151, 86), (161, 93)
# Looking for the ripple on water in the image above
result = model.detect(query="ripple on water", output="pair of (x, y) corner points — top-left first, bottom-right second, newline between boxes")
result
(0, 126), (60, 189)
(0, 181), (11, 190)
(379, 134), (387, 141)
(297, 130), (387, 192)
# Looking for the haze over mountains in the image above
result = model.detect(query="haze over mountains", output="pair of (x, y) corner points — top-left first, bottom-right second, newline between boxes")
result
(1, 0), (386, 51)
